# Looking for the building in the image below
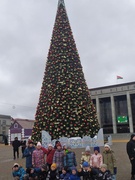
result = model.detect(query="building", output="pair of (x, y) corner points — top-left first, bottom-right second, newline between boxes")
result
(9, 118), (34, 144)
(0, 114), (12, 142)
(90, 81), (135, 134)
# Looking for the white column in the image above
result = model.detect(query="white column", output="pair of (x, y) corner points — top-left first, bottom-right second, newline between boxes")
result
(127, 92), (133, 133)
(22, 128), (24, 139)
(96, 96), (101, 127)
(111, 95), (117, 134)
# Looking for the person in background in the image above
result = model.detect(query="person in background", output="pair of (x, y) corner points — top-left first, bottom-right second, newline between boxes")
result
(64, 145), (77, 171)
(95, 164), (112, 180)
(12, 137), (21, 160)
(12, 163), (26, 180)
(46, 163), (59, 180)
(23, 140), (35, 168)
(41, 143), (55, 170)
(127, 134), (135, 180)
(80, 146), (91, 168)
(21, 139), (26, 158)
(32, 142), (45, 168)
(103, 144), (117, 180)
(53, 142), (64, 175)
(90, 146), (103, 172)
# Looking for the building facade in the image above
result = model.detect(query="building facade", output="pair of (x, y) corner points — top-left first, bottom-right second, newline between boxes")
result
(90, 81), (135, 134)
(9, 119), (34, 145)
(0, 114), (11, 142)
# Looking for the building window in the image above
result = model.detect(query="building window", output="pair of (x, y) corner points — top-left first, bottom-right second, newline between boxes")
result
(14, 123), (18, 128)
(2, 120), (6, 126)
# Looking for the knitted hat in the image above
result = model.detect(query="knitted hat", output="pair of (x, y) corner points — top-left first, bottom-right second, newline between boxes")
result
(85, 146), (90, 152)
(100, 164), (107, 169)
(37, 142), (42, 146)
(51, 163), (57, 169)
(56, 142), (62, 147)
(94, 146), (100, 152)
(28, 140), (33, 144)
(13, 163), (19, 167)
(71, 167), (77, 172)
(82, 162), (89, 167)
(48, 143), (53, 147)
(104, 144), (111, 149)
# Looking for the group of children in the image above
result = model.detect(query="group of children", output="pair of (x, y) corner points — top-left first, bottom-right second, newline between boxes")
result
(12, 140), (117, 180)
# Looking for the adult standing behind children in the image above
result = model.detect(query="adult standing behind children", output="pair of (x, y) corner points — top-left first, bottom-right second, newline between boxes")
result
(12, 137), (21, 160)
(23, 140), (35, 168)
(127, 134), (135, 180)
(103, 144), (117, 180)
(32, 142), (45, 168)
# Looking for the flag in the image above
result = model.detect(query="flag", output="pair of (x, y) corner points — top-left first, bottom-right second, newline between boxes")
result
(117, 75), (123, 79)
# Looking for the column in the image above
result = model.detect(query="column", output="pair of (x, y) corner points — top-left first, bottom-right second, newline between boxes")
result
(8, 129), (10, 145)
(111, 95), (117, 134)
(22, 128), (24, 139)
(96, 96), (101, 127)
(127, 92), (133, 133)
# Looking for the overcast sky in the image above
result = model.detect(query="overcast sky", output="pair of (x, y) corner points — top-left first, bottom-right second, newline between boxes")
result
(0, 0), (135, 119)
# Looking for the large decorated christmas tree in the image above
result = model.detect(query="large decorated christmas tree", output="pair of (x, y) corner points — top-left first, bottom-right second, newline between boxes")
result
(32, 0), (99, 142)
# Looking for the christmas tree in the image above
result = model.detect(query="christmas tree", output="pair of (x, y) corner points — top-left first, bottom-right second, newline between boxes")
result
(32, 0), (99, 142)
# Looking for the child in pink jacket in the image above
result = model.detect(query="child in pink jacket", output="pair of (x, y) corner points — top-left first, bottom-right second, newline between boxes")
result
(90, 146), (103, 169)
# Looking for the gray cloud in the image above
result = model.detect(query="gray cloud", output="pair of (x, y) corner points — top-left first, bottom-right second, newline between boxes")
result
(0, 0), (135, 119)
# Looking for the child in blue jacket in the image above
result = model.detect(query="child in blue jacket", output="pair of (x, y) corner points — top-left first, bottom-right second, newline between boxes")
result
(69, 167), (80, 180)
(60, 166), (70, 180)
(12, 163), (26, 180)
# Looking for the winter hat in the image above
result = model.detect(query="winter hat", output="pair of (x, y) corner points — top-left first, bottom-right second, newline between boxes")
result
(37, 142), (42, 146)
(85, 146), (90, 152)
(100, 164), (107, 169)
(48, 143), (53, 147)
(82, 162), (89, 167)
(56, 142), (62, 147)
(104, 144), (111, 149)
(71, 167), (77, 172)
(51, 163), (57, 169)
(28, 140), (33, 144)
(94, 146), (100, 152)
(13, 163), (19, 167)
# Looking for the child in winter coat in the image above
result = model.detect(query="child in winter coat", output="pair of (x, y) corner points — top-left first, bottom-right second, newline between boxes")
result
(80, 146), (91, 168)
(26, 167), (40, 179)
(90, 146), (103, 169)
(64, 145), (77, 171)
(69, 167), (80, 180)
(78, 161), (97, 180)
(95, 164), (112, 180)
(23, 140), (35, 168)
(103, 144), (117, 180)
(53, 142), (64, 174)
(38, 164), (48, 180)
(41, 143), (55, 170)
(60, 166), (70, 180)
(46, 163), (59, 180)
(12, 163), (26, 180)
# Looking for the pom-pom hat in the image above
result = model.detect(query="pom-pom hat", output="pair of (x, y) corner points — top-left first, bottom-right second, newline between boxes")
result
(37, 142), (42, 146)
(104, 144), (111, 149)
(94, 146), (100, 152)
(83, 162), (89, 167)
(51, 163), (57, 169)
(85, 146), (90, 152)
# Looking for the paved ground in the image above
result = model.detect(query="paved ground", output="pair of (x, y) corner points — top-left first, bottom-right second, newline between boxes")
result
(0, 134), (132, 180)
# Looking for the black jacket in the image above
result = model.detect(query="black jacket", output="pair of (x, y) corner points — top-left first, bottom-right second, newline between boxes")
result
(127, 134), (135, 159)
(78, 168), (97, 180)
(12, 140), (20, 150)
(95, 170), (112, 180)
